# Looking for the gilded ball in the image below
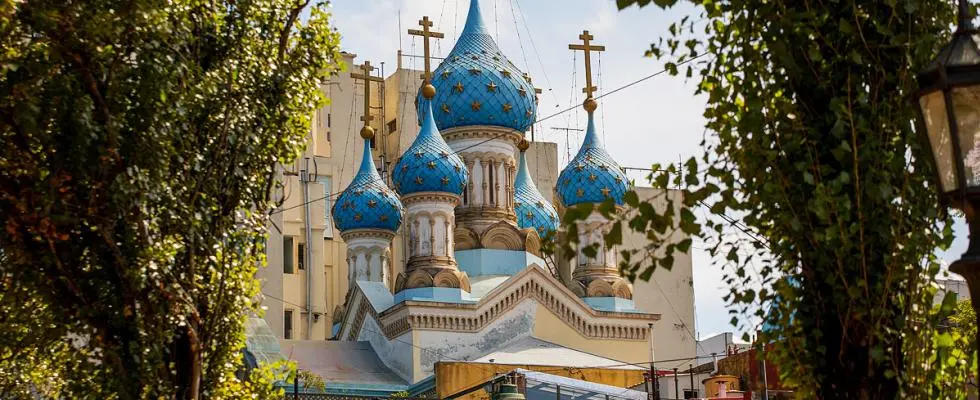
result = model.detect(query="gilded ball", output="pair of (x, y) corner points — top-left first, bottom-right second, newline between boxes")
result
(583, 97), (598, 112)
(517, 138), (530, 152)
(360, 126), (375, 140)
(421, 83), (437, 99)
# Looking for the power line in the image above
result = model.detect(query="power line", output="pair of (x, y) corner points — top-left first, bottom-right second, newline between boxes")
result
(270, 55), (699, 216)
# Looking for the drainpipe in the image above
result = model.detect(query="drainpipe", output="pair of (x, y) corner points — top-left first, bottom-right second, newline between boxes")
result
(301, 158), (315, 339)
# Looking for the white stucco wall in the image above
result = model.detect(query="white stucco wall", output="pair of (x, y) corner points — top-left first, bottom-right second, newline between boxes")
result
(415, 300), (537, 377)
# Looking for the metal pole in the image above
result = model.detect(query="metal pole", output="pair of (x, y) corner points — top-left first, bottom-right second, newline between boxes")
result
(294, 372), (299, 400)
(301, 158), (315, 340)
(649, 323), (658, 400)
(556, 384), (560, 400)
(673, 368), (679, 400)
(688, 364), (695, 399)
(761, 355), (769, 400)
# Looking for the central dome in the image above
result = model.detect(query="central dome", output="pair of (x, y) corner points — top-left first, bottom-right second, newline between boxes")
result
(418, 0), (537, 132)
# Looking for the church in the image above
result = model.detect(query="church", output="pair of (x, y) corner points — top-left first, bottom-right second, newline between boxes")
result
(251, 1), (698, 398)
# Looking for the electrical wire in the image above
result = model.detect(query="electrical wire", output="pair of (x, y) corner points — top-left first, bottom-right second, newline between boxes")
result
(269, 54), (703, 216)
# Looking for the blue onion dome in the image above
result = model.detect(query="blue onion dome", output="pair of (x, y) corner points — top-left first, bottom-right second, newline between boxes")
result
(556, 112), (629, 207)
(333, 128), (404, 232)
(393, 100), (469, 197)
(514, 140), (559, 237)
(419, 0), (537, 132)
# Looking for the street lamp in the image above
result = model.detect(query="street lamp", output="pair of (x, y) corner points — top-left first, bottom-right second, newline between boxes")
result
(916, 0), (980, 361)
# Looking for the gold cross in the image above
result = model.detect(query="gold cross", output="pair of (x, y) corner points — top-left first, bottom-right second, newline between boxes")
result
(350, 61), (384, 127)
(407, 16), (445, 83)
(568, 30), (605, 100)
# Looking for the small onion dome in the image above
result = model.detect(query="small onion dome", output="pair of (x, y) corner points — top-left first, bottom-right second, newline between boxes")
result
(556, 112), (629, 207)
(333, 130), (404, 232)
(392, 100), (469, 196)
(419, 0), (537, 132)
(514, 140), (558, 237)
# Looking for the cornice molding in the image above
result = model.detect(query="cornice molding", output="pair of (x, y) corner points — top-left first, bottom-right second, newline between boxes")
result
(342, 266), (658, 343)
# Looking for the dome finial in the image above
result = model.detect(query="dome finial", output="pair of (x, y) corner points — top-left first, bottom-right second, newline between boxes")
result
(351, 60), (383, 136)
(408, 15), (445, 96)
(568, 30), (605, 112)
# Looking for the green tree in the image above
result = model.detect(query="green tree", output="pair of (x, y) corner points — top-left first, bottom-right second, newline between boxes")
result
(0, 0), (341, 398)
(561, 0), (968, 397)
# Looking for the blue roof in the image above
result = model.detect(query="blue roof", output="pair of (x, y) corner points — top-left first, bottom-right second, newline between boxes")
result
(333, 139), (404, 232)
(419, 0), (537, 132)
(514, 149), (558, 237)
(393, 101), (468, 196)
(556, 112), (629, 207)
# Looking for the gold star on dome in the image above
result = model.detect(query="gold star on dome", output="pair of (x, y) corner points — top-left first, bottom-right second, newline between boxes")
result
(441, 69), (451, 79)
(523, 72), (532, 83)
(367, 199), (377, 208)
(441, 176), (450, 185)
(576, 188), (585, 197)
(427, 161), (437, 169)
(493, 56), (501, 61)
(453, 82), (464, 93)
(537, 226), (546, 233)
(454, 164), (462, 172)
(535, 201), (544, 207)
(452, 56), (460, 62)
(486, 81), (497, 92)
(598, 165), (608, 171)
(525, 109), (532, 118)
(585, 154), (592, 161)
(518, 87), (527, 97)
(614, 176), (623, 184)
(379, 215), (389, 222)
(600, 187), (611, 197)
(481, 50), (488, 54)
(526, 211), (534, 219)
(575, 164), (584, 172)
(354, 213), (362, 221)
(441, 104), (450, 113)
(415, 176), (424, 185)
(589, 173), (597, 182)
(439, 151), (449, 157)
(500, 69), (511, 78)
(469, 68), (481, 75)
(401, 164), (409, 172)
(471, 55), (479, 60)
(502, 103), (513, 112)
(354, 189), (364, 196)
(471, 100), (482, 111)
(415, 150), (424, 158)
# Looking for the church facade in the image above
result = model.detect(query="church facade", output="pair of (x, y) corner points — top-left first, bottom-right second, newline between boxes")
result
(256, 0), (697, 396)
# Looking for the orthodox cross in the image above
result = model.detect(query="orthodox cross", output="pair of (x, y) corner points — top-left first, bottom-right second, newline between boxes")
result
(568, 30), (605, 100)
(350, 61), (384, 129)
(407, 16), (445, 83)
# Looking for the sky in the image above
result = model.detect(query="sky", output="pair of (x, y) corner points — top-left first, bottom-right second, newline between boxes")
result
(325, 0), (970, 339)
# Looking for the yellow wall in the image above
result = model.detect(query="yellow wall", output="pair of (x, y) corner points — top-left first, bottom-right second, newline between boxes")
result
(703, 375), (740, 397)
(532, 304), (652, 365)
(435, 362), (647, 399)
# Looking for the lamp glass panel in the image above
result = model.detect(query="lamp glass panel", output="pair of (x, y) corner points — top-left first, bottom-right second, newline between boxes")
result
(919, 90), (958, 192)
(953, 85), (980, 189)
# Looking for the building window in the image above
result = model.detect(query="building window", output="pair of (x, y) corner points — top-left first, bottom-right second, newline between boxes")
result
(284, 310), (293, 339)
(320, 176), (334, 239)
(283, 236), (294, 274)
(387, 118), (397, 134)
(297, 243), (306, 270)
(327, 113), (332, 128)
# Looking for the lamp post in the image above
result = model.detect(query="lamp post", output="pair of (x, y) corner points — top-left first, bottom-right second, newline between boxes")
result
(915, 0), (980, 365)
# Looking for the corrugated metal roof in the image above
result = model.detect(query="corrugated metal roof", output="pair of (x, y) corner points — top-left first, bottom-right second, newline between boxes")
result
(471, 337), (644, 370)
(515, 369), (649, 400)
(280, 340), (408, 387)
